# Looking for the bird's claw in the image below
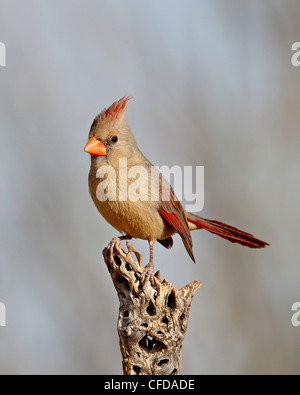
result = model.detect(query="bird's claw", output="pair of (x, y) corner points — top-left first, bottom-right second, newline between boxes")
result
(108, 235), (133, 262)
(108, 237), (122, 262)
(140, 261), (155, 288)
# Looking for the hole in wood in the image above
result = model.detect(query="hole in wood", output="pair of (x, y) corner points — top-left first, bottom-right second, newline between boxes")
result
(133, 365), (141, 375)
(162, 316), (168, 325)
(157, 358), (169, 367)
(167, 290), (176, 309)
(141, 323), (148, 328)
(180, 313), (185, 321)
(116, 275), (130, 291)
(123, 311), (129, 318)
(171, 368), (178, 375)
(139, 335), (166, 353)
(125, 263), (133, 271)
(146, 304), (156, 316)
(114, 255), (122, 266)
(157, 331), (163, 335)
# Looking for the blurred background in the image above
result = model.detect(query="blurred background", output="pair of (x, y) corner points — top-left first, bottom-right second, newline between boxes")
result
(0, 0), (299, 375)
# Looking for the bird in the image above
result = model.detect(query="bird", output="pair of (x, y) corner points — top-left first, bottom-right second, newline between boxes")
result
(84, 96), (268, 284)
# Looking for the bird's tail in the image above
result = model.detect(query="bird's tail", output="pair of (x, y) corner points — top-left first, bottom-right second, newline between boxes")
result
(185, 212), (269, 248)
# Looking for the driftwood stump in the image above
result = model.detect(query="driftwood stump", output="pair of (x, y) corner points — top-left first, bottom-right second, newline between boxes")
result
(103, 241), (202, 375)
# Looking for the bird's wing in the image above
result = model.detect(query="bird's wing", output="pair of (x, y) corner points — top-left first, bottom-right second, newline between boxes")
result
(158, 178), (195, 262)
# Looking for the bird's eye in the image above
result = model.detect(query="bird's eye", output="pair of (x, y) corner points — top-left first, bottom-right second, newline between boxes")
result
(111, 136), (118, 143)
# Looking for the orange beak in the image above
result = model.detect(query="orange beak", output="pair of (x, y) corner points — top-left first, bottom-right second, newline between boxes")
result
(84, 136), (107, 156)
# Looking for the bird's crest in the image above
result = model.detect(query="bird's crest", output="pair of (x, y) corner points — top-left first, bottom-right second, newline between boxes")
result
(99, 96), (131, 122)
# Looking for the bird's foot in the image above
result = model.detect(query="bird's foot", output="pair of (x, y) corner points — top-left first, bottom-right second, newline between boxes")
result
(108, 237), (121, 262)
(140, 261), (155, 288)
(108, 235), (132, 262)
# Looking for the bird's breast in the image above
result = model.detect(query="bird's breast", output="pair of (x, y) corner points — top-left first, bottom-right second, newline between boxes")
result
(88, 163), (174, 241)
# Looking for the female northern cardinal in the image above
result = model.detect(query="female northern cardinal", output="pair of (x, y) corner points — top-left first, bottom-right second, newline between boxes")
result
(85, 96), (268, 283)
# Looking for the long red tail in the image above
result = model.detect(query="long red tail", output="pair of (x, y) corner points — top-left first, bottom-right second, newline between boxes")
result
(186, 212), (269, 248)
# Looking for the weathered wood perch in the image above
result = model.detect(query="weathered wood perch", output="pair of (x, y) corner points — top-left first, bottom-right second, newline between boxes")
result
(103, 241), (202, 375)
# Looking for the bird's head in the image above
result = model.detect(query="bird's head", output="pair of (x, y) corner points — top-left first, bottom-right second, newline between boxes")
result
(84, 96), (136, 163)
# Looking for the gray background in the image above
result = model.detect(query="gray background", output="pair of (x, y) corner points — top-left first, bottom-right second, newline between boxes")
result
(0, 0), (299, 374)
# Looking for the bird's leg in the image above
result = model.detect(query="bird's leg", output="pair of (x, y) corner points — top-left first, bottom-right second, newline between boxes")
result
(108, 235), (132, 262)
(140, 240), (155, 287)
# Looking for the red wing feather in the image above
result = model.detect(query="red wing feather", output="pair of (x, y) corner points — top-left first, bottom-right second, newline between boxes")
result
(158, 184), (195, 262)
(159, 210), (189, 240)
(159, 209), (195, 262)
